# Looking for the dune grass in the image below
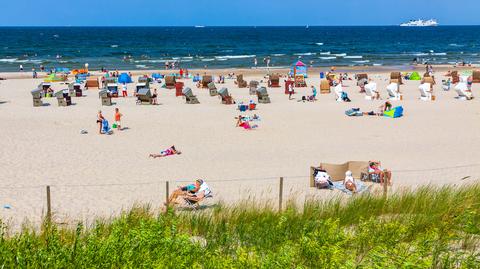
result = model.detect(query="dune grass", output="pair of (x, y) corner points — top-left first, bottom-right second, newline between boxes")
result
(0, 184), (479, 268)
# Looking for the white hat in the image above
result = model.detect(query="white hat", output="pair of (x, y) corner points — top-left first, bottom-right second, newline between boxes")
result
(345, 170), (353, 177)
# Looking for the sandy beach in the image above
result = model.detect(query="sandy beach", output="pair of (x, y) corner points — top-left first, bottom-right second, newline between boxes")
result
(1, 66), (480, 229)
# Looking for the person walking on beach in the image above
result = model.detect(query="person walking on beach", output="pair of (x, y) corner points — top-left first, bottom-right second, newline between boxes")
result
(121, 83), (128, 97)
(288, 83), (294, 100)
(114, 108), (123, 131)
(32, 69), (37, 79)
(19, 65), (23, 72)
(254, 57), (257, 68)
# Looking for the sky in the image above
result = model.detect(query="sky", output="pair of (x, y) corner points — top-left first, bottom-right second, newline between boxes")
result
(0, 0), (479, 26)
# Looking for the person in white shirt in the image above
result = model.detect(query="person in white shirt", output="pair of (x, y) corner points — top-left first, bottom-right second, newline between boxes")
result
(343, 170), (357, 193)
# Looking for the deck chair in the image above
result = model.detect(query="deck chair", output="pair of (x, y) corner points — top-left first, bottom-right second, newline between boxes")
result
(202, 76), (213, 88)
(236, 74), (248, 88)
(386, 83), (402, 100)
(182, 87), (200, 104)
(31, 89), (43, 107)
(451, 71), (460, 84)
(473, 70), (480, 83)
(364, 82), (378, 100)
(320, 79), (331, 94)
(390, 72), (403, 85)
(334, 84), (344, 102)
(419, 83), (433, 101)
(249, 81), (259, 95)
(356, 73), (368, 86)
(268, 74), (280, 87)
(256, 87), (271, 104)
(55, 90), (72, 107)
(455, 76), (473, 100)
(165, 76), (176, 89)
(218, 87), (233, 104)
(208, 82), (218, 96)
(183, 192), (213, 210)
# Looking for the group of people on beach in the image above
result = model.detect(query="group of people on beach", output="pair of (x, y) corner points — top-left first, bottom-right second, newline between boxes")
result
(96, 108), (123, 134)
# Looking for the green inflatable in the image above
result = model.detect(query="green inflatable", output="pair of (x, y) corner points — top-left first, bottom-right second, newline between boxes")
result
(409, 72), (421, 81)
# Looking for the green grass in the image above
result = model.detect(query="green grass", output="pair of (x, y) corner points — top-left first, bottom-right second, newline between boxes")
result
(1, 184), (480, 268)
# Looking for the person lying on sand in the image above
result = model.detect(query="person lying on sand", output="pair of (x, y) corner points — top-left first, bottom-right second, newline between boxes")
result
(149, 145), (182, 158)
(343, 171), (357, 193)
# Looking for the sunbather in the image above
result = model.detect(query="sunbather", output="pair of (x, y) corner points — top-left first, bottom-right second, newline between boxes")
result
(183, 179), (212, 204)
(149, 145), (182, 158)
(166, 180), (201, 205)
(343, 171), (357, 193)
(369, 161), (392, 185)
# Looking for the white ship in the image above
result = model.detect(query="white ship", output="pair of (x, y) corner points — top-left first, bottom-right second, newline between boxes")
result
(400, 19), (438, 27)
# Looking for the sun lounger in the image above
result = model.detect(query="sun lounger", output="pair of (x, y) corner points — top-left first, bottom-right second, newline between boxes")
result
(208, 82), (218, 96)
(419, 83), (433, 101)
(320, 79), (331, 94)
(386, 83), (402, 100)
(136, 88), (153, 105)
(364, 82), (377, 100)
(86, 77), (100, 89)
(218, 87), (233, 104)
(450, 71), (460, 84)
(55, 90), (72, 107)
(473, 70), (480, 83)
(99, 89), (112, 106)
(236, 74), (248, 88)
(201, 76), (213, 88)
(268, 74), (280, 87)
(31, 89), (43, 107)
(356, 73), (368, 86)
(165, 76), (176, 89)
(455, 76), (473, 100)
(256, 87), (271, 104)
(182, 87), (200, 104)
(390, 72), (403, 85)
(249, 81), (259, 95)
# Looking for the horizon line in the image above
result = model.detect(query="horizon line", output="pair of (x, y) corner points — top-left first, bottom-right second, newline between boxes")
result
(1, 24), (480, 27)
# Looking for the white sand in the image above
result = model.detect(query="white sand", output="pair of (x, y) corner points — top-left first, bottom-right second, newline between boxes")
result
(0, 69), (480, 229)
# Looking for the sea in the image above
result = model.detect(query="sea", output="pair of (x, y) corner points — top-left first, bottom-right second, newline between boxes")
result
(0, 26), (479, 72)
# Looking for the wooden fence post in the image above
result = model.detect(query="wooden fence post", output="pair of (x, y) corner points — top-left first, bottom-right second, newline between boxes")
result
(165, 181), (170, 206)
(383, 171), (389, 198)
(46, 185), (51, 224)
(279, 177), (284, 211)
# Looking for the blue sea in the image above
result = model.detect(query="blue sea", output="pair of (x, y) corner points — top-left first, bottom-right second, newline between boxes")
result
(0, 26), (479, 72)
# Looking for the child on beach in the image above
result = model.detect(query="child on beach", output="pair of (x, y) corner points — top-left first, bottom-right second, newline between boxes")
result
(149, 145), (182, 158)
(114, 108), (123, 130)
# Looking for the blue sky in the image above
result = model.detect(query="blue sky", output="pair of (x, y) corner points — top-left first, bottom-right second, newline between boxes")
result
(1, 0), (478, 26)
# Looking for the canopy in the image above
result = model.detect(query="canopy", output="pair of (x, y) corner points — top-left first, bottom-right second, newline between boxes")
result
(118, 73), (132, 84)
(152, 73), (162, 79)
(409, 72), (421, 80)
(290, 61), (308, 78)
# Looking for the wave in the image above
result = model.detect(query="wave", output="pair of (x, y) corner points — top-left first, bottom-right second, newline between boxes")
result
(215, 55), (255, 59)
(0, 58), (18, 63)
(373, 63), (383, 66)
(273, 54), (285, 56)
(319, 52), (331, 55)
(316, 43), (324, 46)
(135, 65), (148, 68)
(333, 53), (347, 57)
(294, 52), (316, 56)
(449, 43), (465, 47)
(431, 52), (447, 56)
(353, 60), (370, 63)
(111, 45), (119, 48)
(344, 56), (363, 59)
(320, 57), (336, 60)
(201, 58), (215, 62)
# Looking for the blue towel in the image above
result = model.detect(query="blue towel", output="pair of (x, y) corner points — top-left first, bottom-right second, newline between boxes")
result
(102, 119), (111, 134)
(333, 181), (370, 195)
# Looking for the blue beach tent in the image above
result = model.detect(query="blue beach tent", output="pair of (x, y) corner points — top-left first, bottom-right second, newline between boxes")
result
(118, 73), (132, 83)
(384, 106), (404, 118)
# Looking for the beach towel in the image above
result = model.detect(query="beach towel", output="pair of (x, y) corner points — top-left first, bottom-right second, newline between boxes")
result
(333, 181), (369, 195)
(345, 108), (363, 117)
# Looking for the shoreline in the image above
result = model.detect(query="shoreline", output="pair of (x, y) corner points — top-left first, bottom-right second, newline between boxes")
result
(0, 64), (477, 80)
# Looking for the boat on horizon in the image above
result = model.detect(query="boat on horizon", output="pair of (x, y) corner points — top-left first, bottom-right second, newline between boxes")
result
(400, 19), (438, 27)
